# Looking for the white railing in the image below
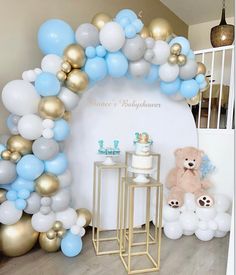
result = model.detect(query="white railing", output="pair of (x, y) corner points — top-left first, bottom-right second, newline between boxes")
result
(193, 45), (234, 129)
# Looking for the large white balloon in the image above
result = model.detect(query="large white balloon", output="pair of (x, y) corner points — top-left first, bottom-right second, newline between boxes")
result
(151, 41), (170, 65)
(184, 193), (197, 211)
(179, 211), (198, 231)
(214, 230), (228, 238)
(58, 87), (80, 111)
(159, 63), (179, 82)
(164, 221), (183, 240)
(129, 59), (151, 78)
(163, 204), (180, 222)
(51, 188), (71, 212)
(0, 200), (22, 225)
(24, 192), (41, 214)
(214, 194), (231, 213)
(214, 213), (231, 232)
(31, 211), (56, 232)
(56, 207), (77, 229)
(179, 59), (198, 80)
(196, 206), (217, 221)
(75, 23), (99, 48)
(18, 114), (43, 140)
(99, 22), (125, 52)
(41, 54), (62, 74)
(195, 228), (214, 241)
(58, 169), (73, 188)
(2, 80), (41, 116)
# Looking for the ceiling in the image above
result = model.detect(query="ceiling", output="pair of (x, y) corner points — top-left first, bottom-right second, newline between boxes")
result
(160, 0), (235, 25)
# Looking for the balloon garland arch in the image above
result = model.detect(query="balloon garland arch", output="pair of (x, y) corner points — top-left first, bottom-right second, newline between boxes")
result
(0, 9), (208, 257)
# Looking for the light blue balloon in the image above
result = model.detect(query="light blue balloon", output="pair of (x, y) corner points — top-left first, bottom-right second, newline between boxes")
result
(169, 36), (190, 55)
(116, 9), (137, 23)
(187, 49), (195, 60)
(125, 25), (136, 39)
(119, 17), (130, 28)
(145, 65), (160, 84)
(106, 52), (128, 78)
(11, 177), (35, 192)
(15, 199), (27, 210)
(35, 72), (61, 96)
(18, 189), (30, 200)
(195, 74), (205, 84)
(61, 231), (83, 257)
(85, 46), (96, 58)
(132, 19), (144, 33)
(44, 153), (68, 175)
(96, 45), (106, 57)
(38, 19), (75, 56)
(0, 144), (6, 159)
(85, 57), (107, 81)
(53, 119), (70, 141)
(16, 154), (44, 181)
(180, 79), (199, 99)
(160, 78), (181, 95)
(6, 190), (17, 201)
(199, 80), (207, 89)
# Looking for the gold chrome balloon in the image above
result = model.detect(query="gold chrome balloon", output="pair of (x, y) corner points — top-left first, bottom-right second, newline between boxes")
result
(63, 111), (72, 122)
(52, 221), (63, 232)
(1, 150), (11, 160)
(61, 61), (72, 74)
(0, 214), (39, 257)
(76, 208), (92, 227)
(91, 12), (112, 30)
(63, 44), (85, 69)
(66, 69), (88, 93)
(187, 93), (201, 106)
(57, 70), (67, 82)
(7, 135), (32, 155)
(0, 188), (7, 203)
(35, 173), (59, 196)
(139, 26), (150, 39)
(38, 96), (65, 120)
(10, 151), (21, 163)
(149, 18), (173, 41)
(197, 62), (207, 75)
(46, 229), (57, 240)
(200, 78), (210, 92)
(170, 43), (182, 55)
(168, 54), (178, 65)
(57, 228), (66, 239)
(177, 54), (187, 66)
(39, 233), (61, 252)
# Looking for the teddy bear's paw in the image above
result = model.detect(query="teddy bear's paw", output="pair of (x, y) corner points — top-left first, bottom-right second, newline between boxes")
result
(168, 199), (180, 208)
(197, 195), (214, 208)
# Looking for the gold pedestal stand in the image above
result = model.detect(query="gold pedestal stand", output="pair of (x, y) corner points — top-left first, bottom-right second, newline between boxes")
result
(92, 161), (126, 255)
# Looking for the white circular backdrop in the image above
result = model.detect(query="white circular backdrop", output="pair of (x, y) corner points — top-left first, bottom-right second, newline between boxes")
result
(66, 77), (198, 229)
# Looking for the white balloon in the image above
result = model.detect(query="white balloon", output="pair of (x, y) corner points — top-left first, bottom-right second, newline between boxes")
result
(198, 220), (208, 230)
(151, 41), (170, 65)
(58, 169), (73, 188)
(2, 80), (41, 116)
(41, 54), (62, 74)
(34, 68), (42, 75)
(214, 194), (231, 213)
(196, 206), (217, 221)
(56, 207), (77, 229)
(42, 119), (55, 129)
(42, 128), (54, 139)
(214, 213), (231, 232)
(79, 227), (86, 237)
(183, 230), (194, 236)
(195, 228), (214, 241)
(163, 204), (180, 222)
(24, 192), (41, 214)
(179, 59), (198, 80)
(179, 211), (198, 231)
(58, 87), (80, 111)
(145, 37), (155, 49)
(76, 216), (86, 227)
(184, 193), (197, 211)
(22, 70), (37, 82)
(31, 211), (56, 232)
(164, 221), (183, 240)
(40, 206), (51, 215)
(129, 59), (151, 78)
(208, 220), (218, 230)
(214, 230), (228, 238)
(41, 197), (52, 206)
(70, 224), (80, 235)
(51, 189), (71, 212)
(18, 114), (43, 140)
(159, 63), (179, 82)
(0, 200), (23, 225)
(99, 22), (125, 52)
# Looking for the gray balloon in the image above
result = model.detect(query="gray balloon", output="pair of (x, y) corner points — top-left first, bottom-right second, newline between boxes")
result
(58, 169), (72, 188)
(144, 49), (154, 62)
(179, 59), (198, 80)
(51, 188), (71, 212)
(32, 137), (59, 160)
(0, 160), (17, 184)
(75, 23), (99, 48)
(122, 35), (146, 61)
(24, 192), (41, 214)
(145, 37), (155, 49)
(129, 59), (151, 78)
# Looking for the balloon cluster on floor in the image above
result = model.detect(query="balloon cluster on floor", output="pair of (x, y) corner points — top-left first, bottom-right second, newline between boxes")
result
(0, 8), (208, 257)
(162, 193), (231, 241)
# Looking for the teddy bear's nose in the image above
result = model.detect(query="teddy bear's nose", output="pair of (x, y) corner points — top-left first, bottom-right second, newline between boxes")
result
(188, 162), (194, 167)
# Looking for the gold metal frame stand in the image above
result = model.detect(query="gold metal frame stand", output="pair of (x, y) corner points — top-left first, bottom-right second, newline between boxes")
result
(92, 161), (126, 255)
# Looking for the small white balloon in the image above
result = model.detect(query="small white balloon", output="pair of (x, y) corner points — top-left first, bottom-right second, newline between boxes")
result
(79, 227), (86, 237)
(41, 197), (52, 206)
(195, 228), (214, 241)
(208, 220), (218, 231)
(31, 211), (56, 232)
(56, 207), (77, 229)
(151, 40), (170, 65)
(24, 192), (41, 214)
(42, 128), (54, 139)
(40, 206), (51, 215)
(42, 119), (55, 129)
(164, 221), (183, 240)
(58, 87), (80, 111)
(163, 204), (180, 222)
(183, 230), (194, 236)
(214, 230), (228, 238)
(76, 216), (86, 227)
(145, 37), (155, 49)
(198, 220), (208, 230)
(41, 54), (62, 74)
(196, 206), (217, 221)
(70, 225), (81, 235)
(18, 114), (43, 140)
(0, 200), (23, 225)
(159, 63), (179, 82)
(34, 68), (42, 75)
(179, 211), (198, 231)
(214, 194), (231, 213)
(214, 213), (231, 232)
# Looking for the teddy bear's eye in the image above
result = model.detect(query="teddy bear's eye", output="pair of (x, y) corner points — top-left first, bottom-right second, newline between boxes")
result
(185, 158), (188, 161)
(193, 159), (195, 162)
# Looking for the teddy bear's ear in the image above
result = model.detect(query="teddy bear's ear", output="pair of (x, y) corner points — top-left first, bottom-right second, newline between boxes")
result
(174, 148), (182, 156)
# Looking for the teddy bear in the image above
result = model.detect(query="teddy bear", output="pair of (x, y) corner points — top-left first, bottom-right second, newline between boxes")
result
(166, 147), (214, 208)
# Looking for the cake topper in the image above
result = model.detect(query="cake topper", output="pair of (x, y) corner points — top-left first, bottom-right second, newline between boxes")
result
(134, 132), (153, 145)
